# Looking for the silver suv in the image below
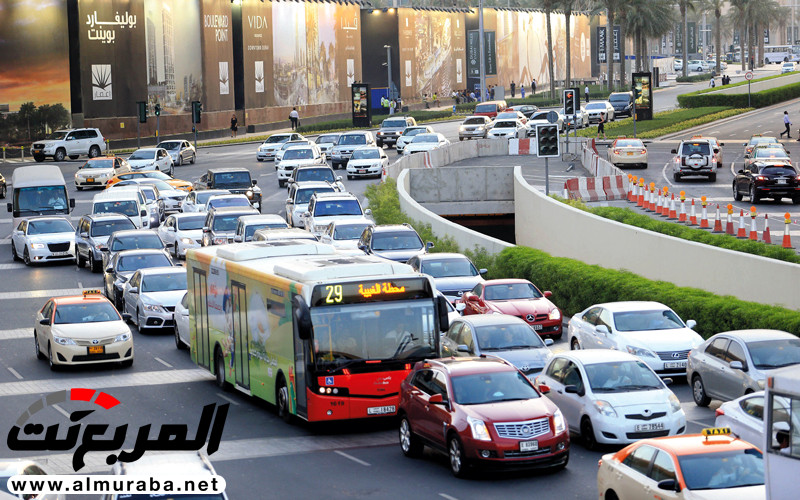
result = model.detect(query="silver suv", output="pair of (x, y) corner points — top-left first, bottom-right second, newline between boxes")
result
(31, 128), (107, 162)
(376, 116), (416, 148)
(330, 131), (376, 169)
(671, 138), (719, 182)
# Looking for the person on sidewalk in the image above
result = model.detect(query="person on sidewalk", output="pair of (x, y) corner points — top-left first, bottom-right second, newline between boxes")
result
(709, 76), (716, 88)
(289, 107), (300, 130)
(584, 85), (590, 103)
(781, 111), (792, 139)
(596, 113), (607, 140)
(531, 79), (536, 94)
(510, 80), (516, 98)
(230, 114), (238, 138)
(520, 85), (525, 99)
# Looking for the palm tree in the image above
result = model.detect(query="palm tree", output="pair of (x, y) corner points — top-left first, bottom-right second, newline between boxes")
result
(624, 0), (676, 72)
(534, 0), (558, 98)
(678, 0), (695, 78)
(727, 0), (749, 72)
(589, 0), (621, 91)
(554, 0), (589, 88)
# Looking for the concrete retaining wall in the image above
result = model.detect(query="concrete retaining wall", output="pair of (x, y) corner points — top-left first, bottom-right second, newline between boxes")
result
(512, 167), (800, 311)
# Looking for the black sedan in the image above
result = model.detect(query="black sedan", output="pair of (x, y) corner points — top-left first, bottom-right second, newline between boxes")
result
(733, 162), (800, 204)
(508, 104), (539, 118)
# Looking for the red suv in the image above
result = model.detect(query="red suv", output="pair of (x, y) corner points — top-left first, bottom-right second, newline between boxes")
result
(398, 357), (569, 477)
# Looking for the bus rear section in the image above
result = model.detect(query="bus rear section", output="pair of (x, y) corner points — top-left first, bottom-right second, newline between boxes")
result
(7, 165), (75, 227)
(765, 365), (800, 500)
(185, 241), (451, 423)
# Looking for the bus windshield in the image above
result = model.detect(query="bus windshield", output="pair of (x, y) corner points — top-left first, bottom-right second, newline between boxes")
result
(310, 300), (437, 368)
(14, 185), (69, 214)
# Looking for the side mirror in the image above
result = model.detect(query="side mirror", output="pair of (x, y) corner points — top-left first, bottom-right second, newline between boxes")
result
(428, 393), (447, 405)
(426, 241), (435, 250)
(479, 268), (488, 275)
(543, 291), (552, 298)
(39, 318), (51, 326)
(302, 212), (310, 218)
(128, 287), (138, 294)
(544, 338), (554, 346)
(69, 199), (76, 209)
(105, 266), (113, 273)
(121, 313), (132, 322)
(203, 227), (210, 233)
(292, 294), (312, 340)
(719, 142), (725, 146)
(166, 226), (175, 232)
(436, 294), (450, 332)
(713, 148), (720, 154)
(729, 360), (747, 371)
(251, 179), (258, 186)
(670, 149), (677, 154)
(286, 198), (293, 205)
(564, 385), (585, 397)
(100, 246), (109, 252)
(657, 479), (680, 493)
(357, 243), (367, 251)
(364, 208), (372, 216)
(686, 319), (697, 329)
(467, 295), (480, 303)
(457, 344), (470, 353)
(336, 176), (343, 182)
(455, 302), (466, 312)
(233, 235), (243, 243)
(140, 210), (147, 217)
(80, 232), (89, 238)
(538, 384), (550, 394)
(596, 325), (610, 335)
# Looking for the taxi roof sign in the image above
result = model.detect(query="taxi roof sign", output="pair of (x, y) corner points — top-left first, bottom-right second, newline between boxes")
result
(701, 427), (731, 437)
(82, 289), (103, 296)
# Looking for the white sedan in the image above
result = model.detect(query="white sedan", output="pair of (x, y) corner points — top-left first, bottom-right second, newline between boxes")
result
(715, 391), (797, 449)
(122, 266), (187, 333)
(11, 216), (76, 266)
(526, 111), (564, 136)
(173, 291), (190, 350)
(318, 218), (374, 255)
(179, 189), (229, 213)
(157, 212), (206, 259)
(584, 101), (615, 123)
(567, 301), (703, 378)
(487, 119), (527, 139)
(403, 133), (450, 155)
(534, 350), (685, 450)
(346, 146), (389, 179)
(127, 148), (174, 175)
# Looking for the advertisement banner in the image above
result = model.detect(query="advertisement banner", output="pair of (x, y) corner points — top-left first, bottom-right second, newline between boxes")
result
(352, 83), (370, 128)
(597, 26), (607, 63)
(79, 0), (147, 118)
(242, 0), (273, 108)
(612, 25), (620, 62)
(467, 30), (497, 77)
(335, 4), (362, 103)
(200, 0), (234, 112)
(688, 22), (696, 54)
(272, 1), (306, 106)
(675, 24), (683, 52)
(452, 13), (466, 86)
(632, 72), (652, 121)
(398, 8), (457, 100)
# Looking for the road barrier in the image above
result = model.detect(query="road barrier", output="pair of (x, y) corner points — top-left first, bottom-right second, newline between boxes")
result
(783, 213), (794, 249)
(712, 205), (723, 233)
(508, 138), (536, 155)
(602, 176), (626, 200)
(737, 210), (747, 238)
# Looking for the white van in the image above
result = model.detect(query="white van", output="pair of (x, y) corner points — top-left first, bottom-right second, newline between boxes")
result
(764, 365), (800, 500)
(92, 189), (149, 229)
(6, 165), (75, 228)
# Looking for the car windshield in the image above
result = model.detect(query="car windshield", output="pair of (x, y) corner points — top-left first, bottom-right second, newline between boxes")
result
(316, 135), (339, 144)
(382, 119), (407, 128)
(452, 371), (540, 405)
(314, 199), (362, 216)
(110, 234), (164, 252)
(138, 171), (171, 180)
(413, 134), (438, 143)
(333, 223), (370, 240)
(474, 323), (546, 351)
(614, 310), (685, 331)
(48, 131), (68, 140)
(139, 188), (157, 202)
(403, 128), (428, 136)
(585, 103), (607, 110)
(338, 135), (367, 145)
(27, 219), (74, 234)
(117, 253), (171, 272)
(141, 272), (187, 293)
(295, 168), (335, 183)
(584, 360), (663, 392)
(681, 142), (711, 155)
(213, 214), (246, 232)
(15, 186), (69, 213)
(351, 149), (380, 160)
(208, 197), (250, 209)
(761, 166), (798, 176)
(157, 142), (181, 151)
(494, 121), (518, 128)
(531, 113), (551, 120)
(264, 135), (289, 144)
(139, 179), (174, 192)
(372, 232), (423, 251)
(496, 113), (519, 119)
(283, 149), (314, 160)
(177, 216), (206, 231)
(281, 141), (308, 151)
(463, 118), (486, 125)
(615, 139), (644, 148)
(609, 94), (630, 102)
(678, 449), (764, 490)
(94, 201), (139, 217)
(195, 191), (227, 205)
(212, 172), (251, 187)
(83, 159), (114, 169)
(475, 104), (496, 113)
(91, 219), (135, 237)
(747, 338), (800, 369)
(751, 138), (778, 146)
(296, 187), (334, 205)
(129, 150), (156, 160)
(54, 302), (120, 324)
(310, 300), (437, 366)
(420, 258), (478, 278)
(484, 283), (542, 300)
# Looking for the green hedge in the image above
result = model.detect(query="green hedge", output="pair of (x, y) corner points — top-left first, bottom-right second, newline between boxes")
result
(686, 72), (799, 95)
(678, 81), (800, 108)
(494, 246), (800, 337)
(676, 73), (714, 83)
(576, 107), (740, 138)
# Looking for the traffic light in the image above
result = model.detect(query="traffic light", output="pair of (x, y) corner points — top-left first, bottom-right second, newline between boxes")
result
(192, 101), (202, 124)
(563, 89), (576, 116)
(154, 103), (161, 117)
(536, 124), (560, 158)
(137, 101), (147, 123)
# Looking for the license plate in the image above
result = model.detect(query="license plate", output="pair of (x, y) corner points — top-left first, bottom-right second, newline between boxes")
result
(358, 170), (366, 174)
(87, 178), (94, 183)
(51, 251), (69, 257)
(367, 405), (396, 415)
(531, 324), (543, 330)
(33, 149), (42, 153)
(88, 345), (105, 355)
(664, 361), (686, 369)
(777, 179), (787, 184)
(626, 152), (634, 156)
(520, 440), (539, 452)
(635, 422), (665, 432)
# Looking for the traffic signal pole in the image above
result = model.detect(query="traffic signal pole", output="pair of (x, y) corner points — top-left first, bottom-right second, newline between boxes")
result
(545, 158), (549, 195)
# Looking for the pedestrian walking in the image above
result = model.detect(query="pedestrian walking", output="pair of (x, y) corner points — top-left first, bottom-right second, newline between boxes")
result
(289, 107), (300, 130)
(709, 76), (716, 88)
(230, 114), (238, 138)
(596, 112), (607, 140)
(489, 86), (495, 99)
(510, 80), (516, 98)
(531, 79), (536, 94)
(520, 85), (525, 99)
(389, 99), (396, 115)
(584, 84), (590, 103)
(781, 111), (792, 139)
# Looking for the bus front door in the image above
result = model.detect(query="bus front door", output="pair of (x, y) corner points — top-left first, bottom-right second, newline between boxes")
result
(292, 303), (308, 419)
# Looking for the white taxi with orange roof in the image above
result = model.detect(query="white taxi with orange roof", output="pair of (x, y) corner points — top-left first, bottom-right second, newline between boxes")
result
(597, 427), (766, 500)
(33, 290), (133, 370)
(606, 138), (648, 169)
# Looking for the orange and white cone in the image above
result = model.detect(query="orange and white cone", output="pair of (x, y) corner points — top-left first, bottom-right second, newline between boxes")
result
(648, 184), (656, 211)
(660, 188), (670, 217)
(712, 204), (723, 232)
(655, 190), (663, 215)
(637, 178), (645, 207)
(627, 175), (635, 202)
(763, 214), (772, 244)
(668, 194), (677, 219)
(749, 206), (758, 241)
(725, 204), (735, 235)
(782, 213), (794, 249)
(678, 191), (687, 223)
(699, 197), (709, 229)
(737, 210), (747, 238)
(688, 199), (697, 226)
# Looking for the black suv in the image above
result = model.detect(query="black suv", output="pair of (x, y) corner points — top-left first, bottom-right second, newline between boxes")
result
(733, 162), (800, 204)
(358, 223), (433, 262)
(75, 213), (136, 273)
(193, 168), (262, 213)
(608, 92), (633, 118)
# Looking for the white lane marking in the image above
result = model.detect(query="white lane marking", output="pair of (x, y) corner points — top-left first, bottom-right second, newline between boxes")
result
(77, 282), (83, 289)
(764, 130), (773, 133)
(7, 367), (23, 380)
(662, 161), (674, 188)
(688, 419), (712, 427)
(51, 404), (71, 419)
(215, 392), (241, 406)
(0, 288), (85, 300)
(439, 495), (459, 500)
(730, 160), (736, 177)
(334, 450), (371, 467)
(154, 357), (173, 368)
(0, 263), (26, 270)
(0, 328), (33, 340)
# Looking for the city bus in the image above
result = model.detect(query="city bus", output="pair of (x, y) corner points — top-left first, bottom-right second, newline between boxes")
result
(185, 240), (450, 422)
(764, 365), (800, 500)
(763, 45), (800, 64)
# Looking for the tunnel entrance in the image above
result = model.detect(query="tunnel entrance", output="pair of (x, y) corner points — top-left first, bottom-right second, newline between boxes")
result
(443, 214), (515, 244)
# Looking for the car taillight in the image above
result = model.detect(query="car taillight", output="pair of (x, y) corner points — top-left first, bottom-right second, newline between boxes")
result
(613, 149), (621, 155)
(598, 459), (603, 468)
(757, 176), (767, 181)
(715, 408), (725, 417)
(796, 175), (800, 182)
(640, 149), (647, 154)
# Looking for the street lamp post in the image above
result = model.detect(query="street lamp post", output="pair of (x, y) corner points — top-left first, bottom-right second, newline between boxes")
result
(384, 45), (393, 102)
(478, 0), (486, 102)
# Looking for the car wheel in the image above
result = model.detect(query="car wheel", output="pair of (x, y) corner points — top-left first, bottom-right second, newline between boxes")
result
(749, 184), (760, 203)
(278, 180), (285, 188)
(120, 359), (133, 368)
(76, 185), (84, 191)
(173, 242), (180, 260)
(708, 173), (717, 182)
(23, 248), (31, 266)
(399, 415), (423, 458)
(215, 348), (231, 391)
(257, 158), (263, 162)
(549, 452), (569, 472)
(692, 374), (711, 407)
(69, 155), (79, 160)
(0, 184), (6, 198)
(89, 145), (101, 158)
(277, 376), (292, 423)
(178, 155), (183, 166)
(11, 241), (20, 262)
(448, 435), (468, 478)
(33, 154), (45, 162)
(347, 174), (353, 180)
(34, 334), (45, 360)
(48, 344), (59, 371)
(114, 291), (123, 311)
(190, 154), (195, 164)
(174, 325), (185, 350)
(91, 257), (102, 273)
(581, 417), (598, 451)
(733, 182), (743, 201)
(76, 250), (86, 269)
(570, 337), (581, 350)
(53, 148), (66, 162)
(459, 137), (464, 141)
(136, 307), (148, 333)
(673, 173), (681, 182)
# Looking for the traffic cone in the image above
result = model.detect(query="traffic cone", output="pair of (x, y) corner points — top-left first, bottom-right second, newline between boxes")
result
(562, 184), (569, 199)
(649, 184), (657, 211)
(725, 204), (735, 235)
(668, 194), (678, 219)
(712, 204), (723, 232)
(688, 199), (697, 226)
(699, 197), (709, 229)
(660, 188), (670, 217)
(737, 210), (747, 238)
(782, 213), (794, 249)
(763, 214), (772, 244)
(655, 190), (663, 215)
(627, 175), (635, 202)
(749, 206), (758, 241)
(678, 191), (687, 223)
(637, 178), (645, 207)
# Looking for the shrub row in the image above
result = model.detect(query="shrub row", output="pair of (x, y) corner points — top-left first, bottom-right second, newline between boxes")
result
(676, 73), (714, 83)
(576, 106), (738, 138)
(678, 81), (800, 108)
(686, 72), (798, 95)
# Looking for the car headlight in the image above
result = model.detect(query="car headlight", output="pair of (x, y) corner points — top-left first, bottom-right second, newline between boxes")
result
(467, 415), (492, 441)
(212, 237), (227, 245)
(626, 345), (656, 358)
(142, 303), (165, 313)
(757, 379), (766, 389)
(668, 393), (682, 413)
(53, 335), (76, 346)
(114, 332), (131, 343)
(246, 190), (254, 198)
(553, 409), (566, 434)
(373, 163), (382, 169)
(30, 243), (45, 249)
(459, 126), (465, 132)
(180, 237), (195, 245)
(548, 308), (561, 321)
(593, 400), (617, 418)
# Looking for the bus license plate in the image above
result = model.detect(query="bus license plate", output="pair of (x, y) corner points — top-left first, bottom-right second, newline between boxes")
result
(520, 440), (539, 452)
(664, 361), (686, 369)
(88, 346), (105, 355)
(367, 405), (395, 415)
(635, 423), (665, 432)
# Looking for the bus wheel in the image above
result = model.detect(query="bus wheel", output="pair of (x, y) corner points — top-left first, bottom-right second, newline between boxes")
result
(277, 376), (292, 423)
(215, 349), (230, 391)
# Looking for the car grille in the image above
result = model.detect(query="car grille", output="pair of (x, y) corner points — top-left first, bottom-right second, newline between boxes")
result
(75, 337), (116, 346)
(655, 349), (690, 361)
(72, 353), (121, 362)
(521, 314), (549, 323)
(494, 417), (550, 439)
(626, 430), (670, 439)
(503, 446), (552, 458)
(34, 143), (45, 149)
(48, 242), (70, 252)
(625, 412), (667, 421)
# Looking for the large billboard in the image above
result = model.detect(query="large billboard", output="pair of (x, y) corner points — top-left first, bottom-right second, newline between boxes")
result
(272, 1), (306, 106)
(242, 0), (274, 109)
(200, 0), (234, 113)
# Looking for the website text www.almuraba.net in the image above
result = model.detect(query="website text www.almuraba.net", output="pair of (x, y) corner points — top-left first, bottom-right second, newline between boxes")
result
(6, 475), (226, 495)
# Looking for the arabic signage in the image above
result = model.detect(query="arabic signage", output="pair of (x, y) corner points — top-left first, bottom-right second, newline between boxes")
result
(79, 0), (147, 118)
(596, 26), (620, 63)
(675, 23), (683, 53)
(7, 388), (228, 472)
(467, 30), (497, 77)
(687, 22), (697, 54)
(200, 0), (234, 112)
(311, 277), (431, 307)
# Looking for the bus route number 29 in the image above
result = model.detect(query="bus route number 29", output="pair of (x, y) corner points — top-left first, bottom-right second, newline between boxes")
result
(325, 285), (343, 304)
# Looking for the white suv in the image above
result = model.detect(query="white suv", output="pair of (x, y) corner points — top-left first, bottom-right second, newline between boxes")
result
(31, 128), (106, 162)
(301, 191), (372, 237)
(671, 138), (719, 182)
